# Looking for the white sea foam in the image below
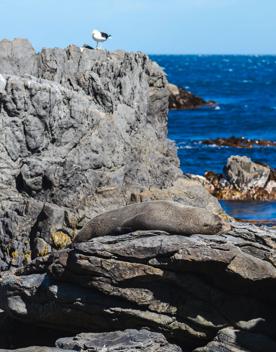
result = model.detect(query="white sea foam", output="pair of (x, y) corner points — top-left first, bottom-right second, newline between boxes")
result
(177, 145), (194, 150)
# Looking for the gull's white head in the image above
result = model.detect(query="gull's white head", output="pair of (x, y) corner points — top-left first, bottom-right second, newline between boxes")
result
(92, 29), (99, 36)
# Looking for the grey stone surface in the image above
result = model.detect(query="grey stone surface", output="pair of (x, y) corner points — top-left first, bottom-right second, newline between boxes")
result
(0, 329), (182, 352)
(0, 38), (37, 76)
(1, 223), (276, 350)
(56, 329), (183, 351)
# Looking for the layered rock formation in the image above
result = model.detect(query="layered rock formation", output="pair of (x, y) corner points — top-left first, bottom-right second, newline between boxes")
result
(203, 156), (276, 201)
(1, 223), (276, 351)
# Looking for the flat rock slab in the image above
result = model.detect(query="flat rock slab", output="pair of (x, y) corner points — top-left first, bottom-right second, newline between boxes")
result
(56, 329), (183, 351)
(0, 329), (182, 352)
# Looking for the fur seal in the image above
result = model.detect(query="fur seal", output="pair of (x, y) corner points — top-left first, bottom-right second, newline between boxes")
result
(74, 201), (230, 242)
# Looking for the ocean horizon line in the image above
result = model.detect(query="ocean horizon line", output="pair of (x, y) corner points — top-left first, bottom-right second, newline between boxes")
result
(149, 53), (276, 57)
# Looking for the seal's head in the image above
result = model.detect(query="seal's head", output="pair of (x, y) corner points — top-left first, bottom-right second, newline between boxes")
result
(185, 207), (232, 235)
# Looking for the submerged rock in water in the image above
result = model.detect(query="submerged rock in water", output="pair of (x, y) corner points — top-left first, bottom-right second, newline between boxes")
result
(202, 136), (276, 148)
(167, 83), (215, 110)
(200, 156), (276, 201)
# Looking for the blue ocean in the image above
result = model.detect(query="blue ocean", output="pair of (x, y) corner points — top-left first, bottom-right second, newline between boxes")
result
(152, 55), (276, 222)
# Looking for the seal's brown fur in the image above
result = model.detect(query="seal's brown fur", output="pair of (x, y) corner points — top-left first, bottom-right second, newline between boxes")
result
(74, 201), (230, 242)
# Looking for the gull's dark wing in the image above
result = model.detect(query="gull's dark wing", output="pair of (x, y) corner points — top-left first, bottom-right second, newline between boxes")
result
(100, 32), (111, 39)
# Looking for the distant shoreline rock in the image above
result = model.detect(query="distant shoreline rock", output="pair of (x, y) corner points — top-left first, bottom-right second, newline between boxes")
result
(203, 136), (276, 148)
(199, 156), (276, 201)
(167, 83), (216, 110)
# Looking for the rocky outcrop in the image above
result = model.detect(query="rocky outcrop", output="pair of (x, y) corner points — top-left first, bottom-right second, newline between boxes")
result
(202, 156), (276, 201)
(202, 137), (276, 149)
(1, 223), (276, 351)
(0, 38), (223, 271)
(0, 39), (225, 271)
(168, 83), (215, 110)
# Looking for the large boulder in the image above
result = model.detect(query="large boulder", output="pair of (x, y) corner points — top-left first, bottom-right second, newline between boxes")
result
(201, 156), (276, 201)
(225, 156), (271, 191)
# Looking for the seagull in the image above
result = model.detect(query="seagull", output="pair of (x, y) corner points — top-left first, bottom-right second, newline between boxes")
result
(92, 29), (112, 49)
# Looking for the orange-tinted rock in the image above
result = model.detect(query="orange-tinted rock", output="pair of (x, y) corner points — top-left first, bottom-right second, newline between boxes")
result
(203, 156), (276, 201)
